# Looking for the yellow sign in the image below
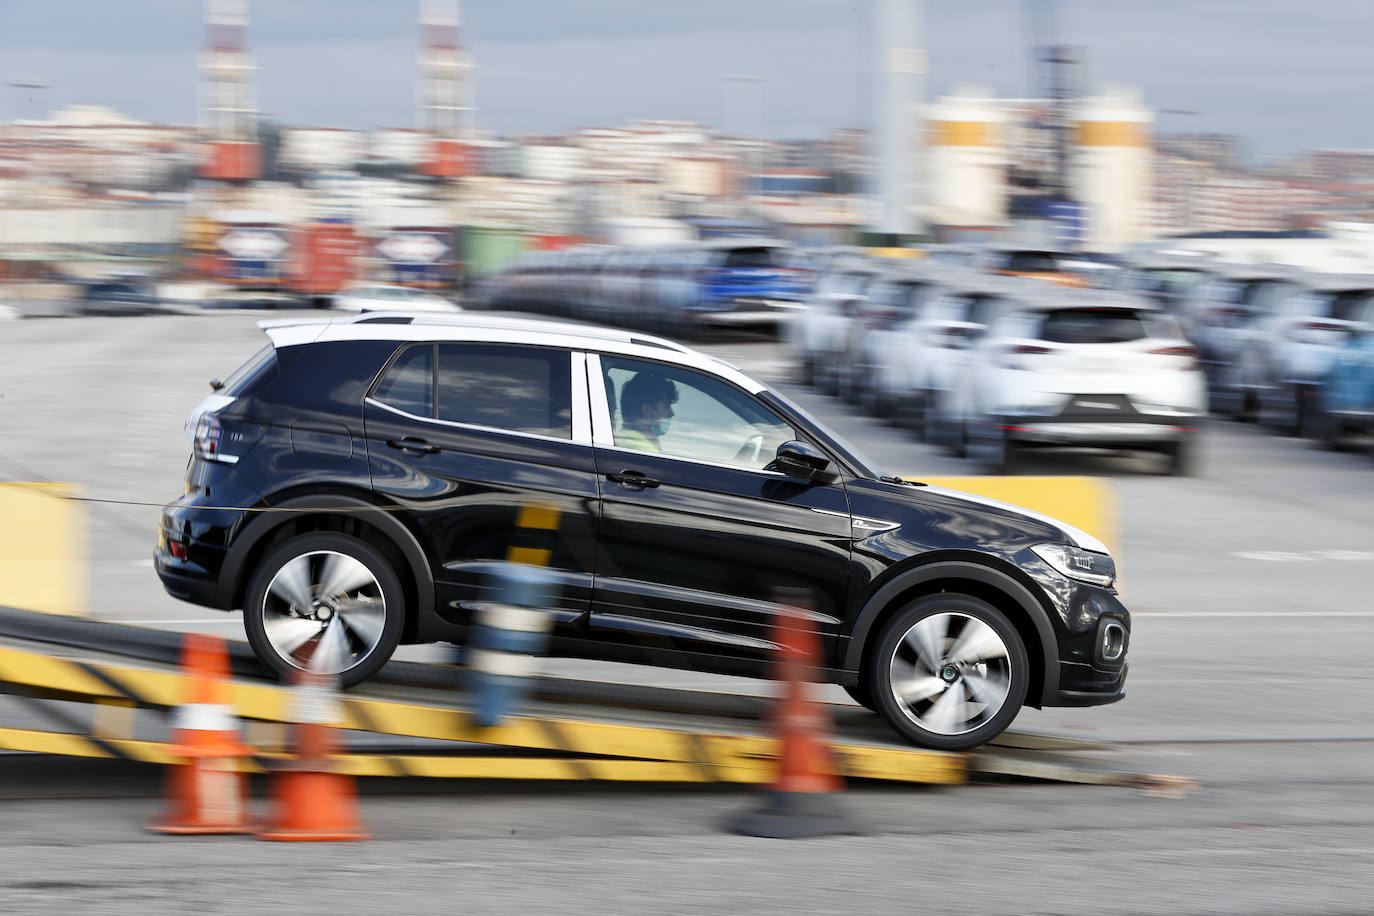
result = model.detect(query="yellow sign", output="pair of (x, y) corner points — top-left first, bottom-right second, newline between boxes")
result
(0, 483), (87, 615)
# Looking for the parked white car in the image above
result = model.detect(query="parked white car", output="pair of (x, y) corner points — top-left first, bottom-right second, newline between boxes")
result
(949, 289), (1207, 474)
(870, 273), (1029, 439)
(333, 283), (460, 313)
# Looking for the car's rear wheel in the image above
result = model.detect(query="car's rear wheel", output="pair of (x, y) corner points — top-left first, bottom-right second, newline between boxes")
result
(1162, 434), (1197, 476)
(244, 533), (405, 687)
(868, 595), (1028, 750)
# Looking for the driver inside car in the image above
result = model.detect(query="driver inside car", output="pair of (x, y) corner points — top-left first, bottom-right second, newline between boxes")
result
(616, 371), (679, 452)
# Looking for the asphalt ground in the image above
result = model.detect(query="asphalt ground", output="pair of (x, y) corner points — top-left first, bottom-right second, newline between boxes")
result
(1, 310), (1372, 914)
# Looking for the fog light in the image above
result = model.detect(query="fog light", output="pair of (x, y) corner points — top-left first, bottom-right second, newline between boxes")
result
(169, 540), (188, 560)
(1100, 620), (1126, 661)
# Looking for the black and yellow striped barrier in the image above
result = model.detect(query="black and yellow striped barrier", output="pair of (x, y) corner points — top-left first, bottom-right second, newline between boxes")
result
(0, 644), (966, 786)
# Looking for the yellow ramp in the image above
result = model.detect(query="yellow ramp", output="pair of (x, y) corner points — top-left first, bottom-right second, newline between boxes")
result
(0, 483), (87, 615)
(916, 476), (1115, 553)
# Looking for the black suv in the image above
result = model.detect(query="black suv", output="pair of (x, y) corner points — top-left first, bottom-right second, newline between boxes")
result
(155, 312), (1129, 750)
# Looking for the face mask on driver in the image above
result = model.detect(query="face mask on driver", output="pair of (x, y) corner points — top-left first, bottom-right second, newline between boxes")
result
(651, 417), (672, 438)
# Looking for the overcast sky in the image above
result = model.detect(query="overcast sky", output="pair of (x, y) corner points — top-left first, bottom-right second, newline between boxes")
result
(2, 1), (1372, 157)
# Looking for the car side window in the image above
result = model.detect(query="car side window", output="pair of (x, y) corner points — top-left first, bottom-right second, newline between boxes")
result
(601, 356), (795, 470)
(373, 344), (434, 417)
(437, 344), (572, 439)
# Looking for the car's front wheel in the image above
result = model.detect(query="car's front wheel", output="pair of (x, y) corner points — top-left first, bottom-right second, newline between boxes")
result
(868, 595), (1028, 750)
(243, 532), (405, 686)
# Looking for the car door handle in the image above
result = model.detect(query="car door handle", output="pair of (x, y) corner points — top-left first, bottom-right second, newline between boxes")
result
(606, 469), (660, 488)
(386, 437), (440, 455)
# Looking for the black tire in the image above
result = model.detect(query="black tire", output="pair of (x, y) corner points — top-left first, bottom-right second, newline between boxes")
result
(842, 682), (877, 712)
(1259, 385), (1299, 436)
(970, 422), (1017, 475)
(1162, 435), (1197, 476)
(867, 595), (1029, 751)
(243, 532), (406, 687)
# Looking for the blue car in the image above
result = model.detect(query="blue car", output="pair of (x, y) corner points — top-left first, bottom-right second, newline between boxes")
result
(682, 239), (809, 328)
(1315, 331), (1374, 450)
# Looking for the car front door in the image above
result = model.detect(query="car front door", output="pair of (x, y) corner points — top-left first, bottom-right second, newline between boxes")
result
(363, 342), (600, 633)
(586, 353), (853, 671)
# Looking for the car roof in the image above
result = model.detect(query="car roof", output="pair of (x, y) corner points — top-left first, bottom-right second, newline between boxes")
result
(1297, 273), (1374, 293)
(255, 312), (766, 391)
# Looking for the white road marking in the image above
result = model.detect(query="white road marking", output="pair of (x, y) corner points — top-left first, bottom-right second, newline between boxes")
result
(1232, 550), (1374, 562)
(1140, 611), (1374, 618)
(105, 618), (242, 625)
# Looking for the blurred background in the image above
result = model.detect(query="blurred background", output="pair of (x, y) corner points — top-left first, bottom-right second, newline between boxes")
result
(3, 0), (1374, 313)
(2, 3), (1374, 911)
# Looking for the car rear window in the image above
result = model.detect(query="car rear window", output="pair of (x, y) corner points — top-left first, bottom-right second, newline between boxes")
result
(1328, 290), (1374, 322)
(436, 344), (572, 439)
(722, 248), (778, 269)
(220, 344), (279, 397)
(1038, 308), (1178, 344)
(373, 344), (434, 417)
(1006, 251), (1061, 273)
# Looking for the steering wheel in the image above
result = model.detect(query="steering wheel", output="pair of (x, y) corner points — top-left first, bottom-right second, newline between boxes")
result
(732, 433), (764, 465)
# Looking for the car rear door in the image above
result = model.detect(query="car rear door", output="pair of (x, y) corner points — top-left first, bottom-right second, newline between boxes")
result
(363, 341), (600, 632)
(585, 353), (853, 670)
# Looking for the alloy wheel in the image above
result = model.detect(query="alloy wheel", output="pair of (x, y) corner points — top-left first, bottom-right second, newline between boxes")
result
(260, 549), (388, 673)
(886, 611), (1014, 737)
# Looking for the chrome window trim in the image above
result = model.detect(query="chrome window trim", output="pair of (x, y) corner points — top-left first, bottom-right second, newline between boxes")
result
(366, 397), (583, 446)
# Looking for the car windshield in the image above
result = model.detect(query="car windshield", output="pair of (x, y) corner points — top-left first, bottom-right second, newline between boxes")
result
(1329, 290), (1374, 322)
(1038, 308), (1177, 344)
(1006, 251), (1061, 272)
(722, 247), (778, 269)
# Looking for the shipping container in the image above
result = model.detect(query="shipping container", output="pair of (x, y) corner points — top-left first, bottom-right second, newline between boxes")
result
(374, 225), (457, 289)
(288, 221), (361, 299)
(457, 224), (529, 282)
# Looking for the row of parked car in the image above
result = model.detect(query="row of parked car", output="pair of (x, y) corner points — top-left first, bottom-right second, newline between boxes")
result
(788, 259), (1207, 474)
(791, 250), (1374, 471)
(1118, 257), (1374, 451)
(480, 238), (813, 334)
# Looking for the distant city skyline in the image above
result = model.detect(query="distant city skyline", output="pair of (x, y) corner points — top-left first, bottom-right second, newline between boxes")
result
(3, 0), (1373, 156)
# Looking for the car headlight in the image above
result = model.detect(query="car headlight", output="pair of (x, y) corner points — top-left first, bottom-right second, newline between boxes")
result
(1031, 543), (1116, 587)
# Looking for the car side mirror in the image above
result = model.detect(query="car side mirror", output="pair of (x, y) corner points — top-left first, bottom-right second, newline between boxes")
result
(774, 440), (834, 482)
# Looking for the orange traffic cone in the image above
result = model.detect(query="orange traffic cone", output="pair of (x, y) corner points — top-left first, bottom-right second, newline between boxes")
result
(258, 619), (370, 842)
(148, 633), (256, 835)
(727, 597), (860, 838)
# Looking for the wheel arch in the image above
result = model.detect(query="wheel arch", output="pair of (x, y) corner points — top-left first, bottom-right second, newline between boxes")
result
(843, 558), (1059, 708)
(218, 491), (434, 641)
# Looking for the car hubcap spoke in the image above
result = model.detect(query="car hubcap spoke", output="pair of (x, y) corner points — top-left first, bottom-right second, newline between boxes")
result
(895, 675), (947, 704)
(963, 671), (1009, 709)
(925, 682), (967, 734)
(263, 615), (323, 658)
(262, 549), (386, 672)
(903, 615), (947, 673)
(948, 618), (1009, 666)
(268, 556), (315, 611)
(317, 553), (377, 602)
(336, 598), (385, 646)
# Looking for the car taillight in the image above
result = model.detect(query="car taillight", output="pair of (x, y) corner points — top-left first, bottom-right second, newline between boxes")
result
(1149, 345), (1200, 371)
(193, 414), (264, 464)
(937, 326), (970, 348)
(998, 344), (1051, 369)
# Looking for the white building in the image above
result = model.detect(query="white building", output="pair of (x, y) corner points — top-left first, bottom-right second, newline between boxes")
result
(279, 127), (364, 173)
(922, 86), (1155, 249)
